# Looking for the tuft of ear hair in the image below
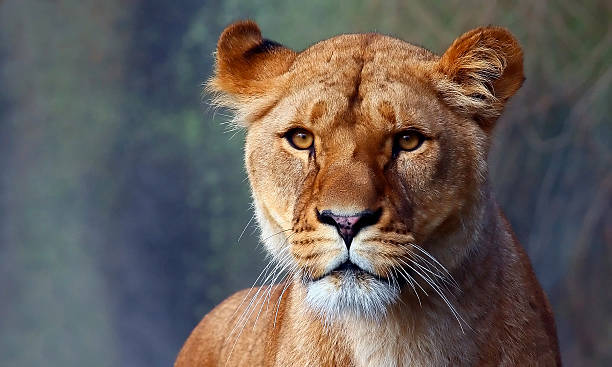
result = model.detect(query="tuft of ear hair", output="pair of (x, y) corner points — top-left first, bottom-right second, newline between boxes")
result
(435, 27), (524, 130)
(207, 20), (296, 125)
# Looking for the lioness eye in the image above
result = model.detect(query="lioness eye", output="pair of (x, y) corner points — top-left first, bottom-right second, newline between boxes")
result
(395, 130), (425, 152)
(287, 129), (314, 150)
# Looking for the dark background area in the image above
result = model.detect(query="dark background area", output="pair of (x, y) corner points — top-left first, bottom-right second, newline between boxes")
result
(0, 1), (610, 366)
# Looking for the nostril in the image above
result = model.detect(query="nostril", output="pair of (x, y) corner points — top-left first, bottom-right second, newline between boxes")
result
(355, 209), (382, 230)
(317, 210), (339, 228)
(316, 208), (382, 248)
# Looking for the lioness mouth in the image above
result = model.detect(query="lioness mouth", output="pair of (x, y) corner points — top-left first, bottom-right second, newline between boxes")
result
(314, 260), (387, 283)
(333, 260), (362, 273)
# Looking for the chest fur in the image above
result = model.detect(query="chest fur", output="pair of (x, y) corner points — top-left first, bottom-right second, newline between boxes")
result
(342, 313), (475, 367)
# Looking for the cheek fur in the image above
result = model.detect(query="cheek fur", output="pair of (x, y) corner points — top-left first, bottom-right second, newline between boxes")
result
(391, 137), (482, 239)
(246, 131), (309, 226)
(394, 140), (439, 192)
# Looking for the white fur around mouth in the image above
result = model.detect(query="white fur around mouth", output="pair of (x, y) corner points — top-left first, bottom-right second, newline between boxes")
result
(304, 271), (400, 322)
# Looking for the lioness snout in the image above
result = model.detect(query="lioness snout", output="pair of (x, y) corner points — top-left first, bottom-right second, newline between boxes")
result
(317, 209), (381, 248)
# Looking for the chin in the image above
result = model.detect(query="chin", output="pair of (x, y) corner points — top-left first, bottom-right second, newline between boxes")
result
(304, 270), (400, 322)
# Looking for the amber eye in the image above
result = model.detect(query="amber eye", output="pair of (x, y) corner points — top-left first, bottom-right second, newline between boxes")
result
(287, 129), (314, 150)
(395, 130), (425, 152)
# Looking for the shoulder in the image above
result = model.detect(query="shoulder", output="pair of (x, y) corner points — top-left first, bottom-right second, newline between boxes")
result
(174, 285), (286, 366)
(496, 211), (561, 365)
(174, 288), (251, 366)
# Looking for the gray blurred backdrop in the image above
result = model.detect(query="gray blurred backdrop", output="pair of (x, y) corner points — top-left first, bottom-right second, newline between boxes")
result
(0, 1), (610, 366)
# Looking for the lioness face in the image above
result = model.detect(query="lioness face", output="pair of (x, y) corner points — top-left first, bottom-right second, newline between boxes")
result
(210, 22), (523, 320)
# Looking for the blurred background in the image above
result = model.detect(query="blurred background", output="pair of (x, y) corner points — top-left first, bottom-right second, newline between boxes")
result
(0, 0), (610, 366)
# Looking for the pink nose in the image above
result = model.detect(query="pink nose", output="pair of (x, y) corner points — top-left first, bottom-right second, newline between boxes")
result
(317, 209), (381, 248)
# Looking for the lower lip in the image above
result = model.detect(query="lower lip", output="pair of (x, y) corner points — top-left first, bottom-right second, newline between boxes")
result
(333, 266), (361, 275)
(309, 269), (361, 282)
(327, 268), (387, 282)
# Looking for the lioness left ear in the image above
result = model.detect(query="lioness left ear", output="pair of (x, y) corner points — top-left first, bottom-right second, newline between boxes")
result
(435, 27), (524, 130)
(207, 20), (297, 125)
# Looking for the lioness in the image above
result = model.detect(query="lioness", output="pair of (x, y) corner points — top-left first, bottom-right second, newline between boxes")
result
(175, 21), (561, 366)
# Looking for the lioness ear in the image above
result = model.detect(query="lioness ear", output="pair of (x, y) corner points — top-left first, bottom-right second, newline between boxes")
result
(435, 27), (524, 130)
(207, 20), (296, 123)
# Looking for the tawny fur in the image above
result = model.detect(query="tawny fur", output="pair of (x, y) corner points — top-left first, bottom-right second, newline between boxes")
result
(175, 21), (561, 366)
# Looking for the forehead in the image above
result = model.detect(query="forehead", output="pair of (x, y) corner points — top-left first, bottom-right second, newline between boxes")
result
(269, 33), (447, 133)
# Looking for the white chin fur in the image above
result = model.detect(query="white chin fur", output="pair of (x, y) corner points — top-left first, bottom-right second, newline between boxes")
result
(305, 273), (399, 322)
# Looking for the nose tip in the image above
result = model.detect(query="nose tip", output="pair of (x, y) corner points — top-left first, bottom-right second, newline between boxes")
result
(317, 209), (381, 248)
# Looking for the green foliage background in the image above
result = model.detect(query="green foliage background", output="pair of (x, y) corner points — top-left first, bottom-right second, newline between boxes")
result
(0, 1), (609, 366)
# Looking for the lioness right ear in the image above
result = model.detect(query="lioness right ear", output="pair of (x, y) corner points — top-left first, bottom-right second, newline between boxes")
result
(207, 20), (296, 122)
(435, 27), (524, 130)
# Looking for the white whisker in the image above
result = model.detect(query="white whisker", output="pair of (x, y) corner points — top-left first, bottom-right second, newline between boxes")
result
(393, 263), (423, 306)
(408, 244), (459, 287)
(273, 275), (294, 327)
(252, 262), (291, 330)
(395, 258), (429, 297)
(236, 214), (255, 245)
(405, 254), (455, 292)
(403, 258), (467, 333)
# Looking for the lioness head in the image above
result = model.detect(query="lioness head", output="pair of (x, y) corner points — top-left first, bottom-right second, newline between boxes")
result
(209, 21), (523, 320)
